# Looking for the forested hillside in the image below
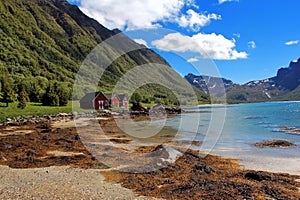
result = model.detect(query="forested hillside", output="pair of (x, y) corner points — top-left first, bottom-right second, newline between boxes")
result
(0, 0), (209, 107)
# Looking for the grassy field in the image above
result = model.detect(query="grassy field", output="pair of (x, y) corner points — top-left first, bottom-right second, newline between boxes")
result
(0, 101), (178, 123)
(0, 101), (81, 122)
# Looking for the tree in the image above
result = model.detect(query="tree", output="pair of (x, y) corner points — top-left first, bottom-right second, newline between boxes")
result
(0, 81), (2, 100)
(17, 86), (27, 109)
(130, 92), (142, 103)
(1, 86), (16, 107)
(0, 75), (16, 107)
(56, 82), (70, 106)
(33, 76), (49, 102)
(29, 83), (42, 102)
(41, 81), (70, 106)
(42, 82), (59, 106)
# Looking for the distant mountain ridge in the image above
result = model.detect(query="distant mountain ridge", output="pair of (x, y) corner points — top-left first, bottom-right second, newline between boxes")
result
(185, 58), (300, 101)
(184, 74), (238, 97)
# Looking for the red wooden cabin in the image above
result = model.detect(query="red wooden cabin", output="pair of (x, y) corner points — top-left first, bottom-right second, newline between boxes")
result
(80, 92), (128, 110)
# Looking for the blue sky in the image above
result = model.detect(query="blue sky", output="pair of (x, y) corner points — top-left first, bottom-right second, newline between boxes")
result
(68, 0), (300, 84)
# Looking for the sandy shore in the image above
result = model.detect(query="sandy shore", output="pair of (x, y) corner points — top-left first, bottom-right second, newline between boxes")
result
(0, 165), (161, 200)
(0, 116), (299, 199)
(239, 156), (300, 175)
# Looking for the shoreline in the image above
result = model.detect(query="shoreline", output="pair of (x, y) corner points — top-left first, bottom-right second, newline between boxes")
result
(49, 117), (300, 176)
(0, 116), (299, 199)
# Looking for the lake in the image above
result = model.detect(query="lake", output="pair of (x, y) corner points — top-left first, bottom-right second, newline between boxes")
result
(166, 101), (300, 175)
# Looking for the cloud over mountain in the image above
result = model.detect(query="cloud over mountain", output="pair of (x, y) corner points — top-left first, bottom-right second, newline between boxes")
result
(71, 0), (220, 31)
(133, 39), (149, 47)
(152, 32), (247, 60)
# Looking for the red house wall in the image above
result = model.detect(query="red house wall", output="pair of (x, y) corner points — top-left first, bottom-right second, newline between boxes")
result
(111, 96), (120, 108)
(123, 97), (128, 109)
(81, 92), (129, 110)
(94, 93), (109, 110)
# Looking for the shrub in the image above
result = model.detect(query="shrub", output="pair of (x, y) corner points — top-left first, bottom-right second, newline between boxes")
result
(17, 87), (27, 109)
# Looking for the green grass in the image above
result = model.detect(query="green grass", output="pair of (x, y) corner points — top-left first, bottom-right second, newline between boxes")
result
(0, 101), (81, 122)
(128, 102), (172, 109)
(140, 102), (156, 107)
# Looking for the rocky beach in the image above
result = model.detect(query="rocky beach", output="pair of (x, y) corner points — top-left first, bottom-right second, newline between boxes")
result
(0, 114), (299, 199)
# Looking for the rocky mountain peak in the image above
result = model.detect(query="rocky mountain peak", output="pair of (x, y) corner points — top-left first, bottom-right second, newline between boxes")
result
(185, 73), (238, 97)
(274, 58), (300, 90)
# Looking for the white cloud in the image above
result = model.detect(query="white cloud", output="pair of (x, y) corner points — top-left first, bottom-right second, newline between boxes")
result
(133, 39), (149, 47)
(248, 41), (256, 49)
(77, 0), (185, 30)
(186, 0), (199, 9)
(74, 0), (220, 31)
(187, 57), (199, 62)
(176, 9), (221, 32)
(285, 40), (299, 46)
(219, 0), (239, 4)
(152, 32), (248, 60)
(233, 33), (241, 38)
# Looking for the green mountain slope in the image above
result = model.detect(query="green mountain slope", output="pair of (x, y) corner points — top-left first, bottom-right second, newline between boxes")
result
(0, 0), (209, 105)
(276, 85), (300, 101)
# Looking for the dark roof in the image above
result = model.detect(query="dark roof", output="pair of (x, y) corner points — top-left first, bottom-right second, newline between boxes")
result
(103, 94), (113, 100)
(118, 94), (128, 101)
(80, 92), (101, 102)
(80, 92), (127, 102)
(104, 94), (124, 100)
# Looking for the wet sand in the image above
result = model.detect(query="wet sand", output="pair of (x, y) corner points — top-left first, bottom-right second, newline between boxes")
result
(239, 155), (300, 175)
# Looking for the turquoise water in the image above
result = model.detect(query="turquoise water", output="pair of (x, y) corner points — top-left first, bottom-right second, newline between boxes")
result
(166, 101), (300, 174)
